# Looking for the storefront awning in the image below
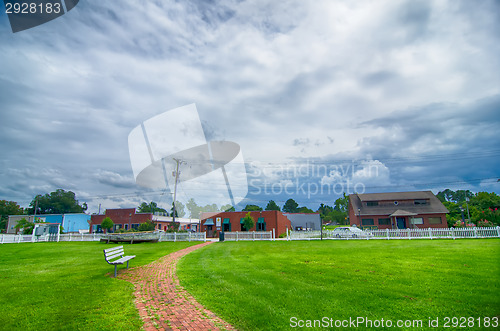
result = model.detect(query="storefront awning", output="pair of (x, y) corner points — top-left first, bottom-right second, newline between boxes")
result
(223, 218), (230, 224)
(204, 219), (214, 226)
(390, 209), (418, 217)
(257, 217), (265, 223)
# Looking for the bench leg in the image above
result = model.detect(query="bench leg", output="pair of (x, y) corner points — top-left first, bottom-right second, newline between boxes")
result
(114, 265), (117, 278)
(126, 261), (130, 269)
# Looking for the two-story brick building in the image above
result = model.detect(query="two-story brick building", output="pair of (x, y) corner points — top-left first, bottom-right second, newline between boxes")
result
(349, 191), (448, 229)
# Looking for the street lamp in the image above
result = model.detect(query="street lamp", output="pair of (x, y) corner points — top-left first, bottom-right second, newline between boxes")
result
(465, 197), (471, 224)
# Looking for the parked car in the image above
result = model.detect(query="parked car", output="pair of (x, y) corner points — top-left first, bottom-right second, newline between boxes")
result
(332, 227), (371, 238)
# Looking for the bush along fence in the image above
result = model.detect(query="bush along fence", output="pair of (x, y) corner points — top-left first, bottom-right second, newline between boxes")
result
(0, 231), (207, 244)
(286, 227), (500, 241)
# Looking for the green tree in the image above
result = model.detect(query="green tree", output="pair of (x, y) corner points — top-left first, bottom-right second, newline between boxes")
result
(171, 201), (186, 218)
(242, 212), (255, 231)
(101, 217), (114, 234)
(220, 204), (235, 212)
(138, 220), (155, 231)
(14, 218), (35, 234)
(334, 193), (349, 213)
(437, 189), (474, 203)
(242, 204), (263, 211)
(137, 202), (168, 215)
(283, 198), (299, 213)
(265, 200), (281, 211)
(297, 206), (314, 213)
(470, 192), (500, 210)
(201, 203), (219, 213)
(0, 200), (24, 232)
(186, 198), (201, 218)
(28, 189), (87, 214)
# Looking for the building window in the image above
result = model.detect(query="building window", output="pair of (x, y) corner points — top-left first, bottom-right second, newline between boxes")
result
(92, 224), (103, 233)
(223, 218), (231, 232)
(240, 218), (247, 231)
(410, 217), (424, 225)
(378, 218), (391, 225)
(429, 217), (442, 224)
(366, 201), (379, 207)
(361, 218), (374, 226)
(131, 223), (140, 230)
(114, 224), (122, 231)
(124, 224), (129, 230)
(257, 217), (266, 231)
(414, 199), (428, 205)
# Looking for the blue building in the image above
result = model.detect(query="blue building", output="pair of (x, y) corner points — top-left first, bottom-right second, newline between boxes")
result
(62, 214), (91, 233)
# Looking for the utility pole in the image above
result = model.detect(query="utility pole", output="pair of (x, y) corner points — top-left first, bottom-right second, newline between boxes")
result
(172, 158), (186, 226)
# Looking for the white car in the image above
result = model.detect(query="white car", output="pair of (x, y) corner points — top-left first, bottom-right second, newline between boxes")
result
(332, 227), (371, 238)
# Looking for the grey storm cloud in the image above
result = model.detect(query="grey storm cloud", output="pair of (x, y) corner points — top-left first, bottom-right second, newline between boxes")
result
(0, 0), (499, 212)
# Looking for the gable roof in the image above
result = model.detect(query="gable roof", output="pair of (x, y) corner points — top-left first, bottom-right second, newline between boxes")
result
(349, 191), (448, 216)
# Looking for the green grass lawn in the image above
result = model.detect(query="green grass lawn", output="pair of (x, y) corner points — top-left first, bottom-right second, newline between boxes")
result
(178, 239), (500, 330)
(0, 241), (201, 330)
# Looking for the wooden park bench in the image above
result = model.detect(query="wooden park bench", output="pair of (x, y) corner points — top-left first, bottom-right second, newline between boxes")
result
(103, 245), (136, 277)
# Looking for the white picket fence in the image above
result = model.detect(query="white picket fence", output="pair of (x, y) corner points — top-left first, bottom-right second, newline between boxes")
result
(287, 227), (500, 241)
(0, 231), (207, 244)
(157, 232), (206, 242)
(223, 230), (275, 241)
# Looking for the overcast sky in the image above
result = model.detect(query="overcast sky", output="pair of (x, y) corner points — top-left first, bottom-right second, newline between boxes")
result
(1, 0), (499, 215)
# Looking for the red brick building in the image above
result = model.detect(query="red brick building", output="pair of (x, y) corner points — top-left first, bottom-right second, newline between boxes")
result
(90, 208), (153, 233)
(200, 210), (292, 237)
(349, 191), (449, 229)
(90, 208), (199, 233)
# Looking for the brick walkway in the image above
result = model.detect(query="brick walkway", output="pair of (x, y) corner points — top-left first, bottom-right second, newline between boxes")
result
(119, 242), (235, 331)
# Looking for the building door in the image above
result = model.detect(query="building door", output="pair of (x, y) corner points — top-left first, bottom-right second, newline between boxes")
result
(396, 217), (406, 229)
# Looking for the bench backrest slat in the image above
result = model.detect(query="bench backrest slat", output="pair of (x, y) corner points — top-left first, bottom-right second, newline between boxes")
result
(104, 246), (125, 262)
(104, 245), (124, 254)
(106, 251), (124, 260)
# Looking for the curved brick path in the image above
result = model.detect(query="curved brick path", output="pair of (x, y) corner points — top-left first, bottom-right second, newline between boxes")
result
(119, 242), (235, 331)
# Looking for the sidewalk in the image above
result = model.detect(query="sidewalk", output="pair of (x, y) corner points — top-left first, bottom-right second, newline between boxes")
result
(119, 242), (234, 330)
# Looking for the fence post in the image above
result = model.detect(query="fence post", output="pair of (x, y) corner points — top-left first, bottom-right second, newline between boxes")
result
(1, 234), (3, 244)
(236, 231), (238, 242)
(188, 231), (191, 242)
(428, 228), (433, 240)
(204, 231), (206, 242)
(496, 226), (500, 238)
(386, 229), (389, 240)
(253, 231), (255, 241)
(174, 232), (177, 242)
(473, 227), (478, 238)
(69, 233), (72, 241)
(272, 228), (275, 241)
(286, 228), (289, 241)
(451, 228), (455, 240)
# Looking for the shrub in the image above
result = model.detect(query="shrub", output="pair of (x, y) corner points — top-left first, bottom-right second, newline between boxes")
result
(138, 220), (155, 231)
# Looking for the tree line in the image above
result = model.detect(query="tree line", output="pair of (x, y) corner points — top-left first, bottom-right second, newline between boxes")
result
(2, 188), (499, 232)
(436, 189), (499, 227)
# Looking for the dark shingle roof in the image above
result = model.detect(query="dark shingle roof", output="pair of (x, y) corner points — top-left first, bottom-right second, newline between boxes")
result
(349, 191), (448, 216)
